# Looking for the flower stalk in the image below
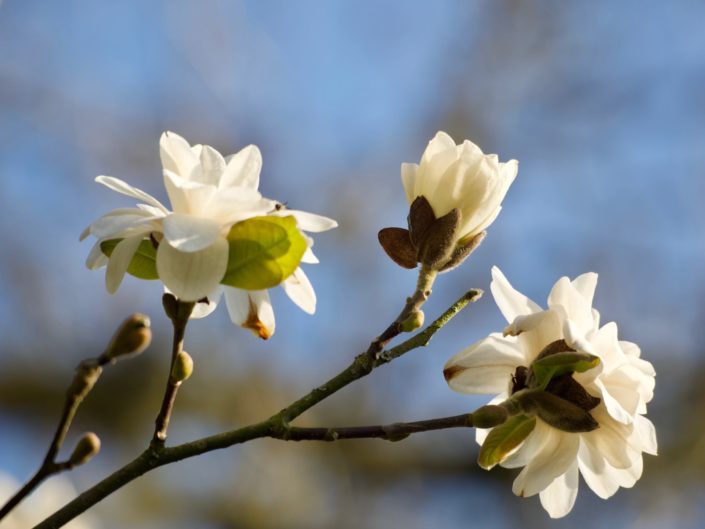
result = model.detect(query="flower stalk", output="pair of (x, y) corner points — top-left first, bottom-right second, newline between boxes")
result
(152, 295), (195, 445)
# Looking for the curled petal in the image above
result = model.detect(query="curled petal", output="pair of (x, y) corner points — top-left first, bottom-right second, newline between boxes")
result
(549, 277), (595, 335)
(163, 169), (217, 216)
(444, 334), (525, 395)
(156, 237), (228, 302)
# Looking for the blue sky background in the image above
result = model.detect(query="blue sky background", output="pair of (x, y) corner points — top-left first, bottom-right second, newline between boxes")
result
(1, 1), (705, 528)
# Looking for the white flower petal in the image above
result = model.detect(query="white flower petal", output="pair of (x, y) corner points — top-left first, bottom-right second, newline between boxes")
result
(85, 241), (109, 270)
(198, 144), (226, 186)
(156, 237), (228, 302)
(571, 272), (598, 307)
(162, 213), (222, 252)
(159, 131), (200, 181)
(490, 266), (542, 323)
(512, 425), (579, 498)
(95, 176), (169, 213)
(444, 334), (525, 394)
(548, 277), (595, 335)
(163, 169), (217, 216)
(89, 208), (160, 240)
(208, 187), (272, 225)
(271, 209), (338, 232)
(582, 408), (635, 467)
(301, 246), (319, 264)
(400, 162), (418, 204)
(224, 287), (275, 339)
(539, 460), (579, 519)
(577, 441), (642, 499)
(633, 415), (658, 455)
(220, 144), (262, 189)
(105, 235), (143, 294)
(282, 268), (316, 314)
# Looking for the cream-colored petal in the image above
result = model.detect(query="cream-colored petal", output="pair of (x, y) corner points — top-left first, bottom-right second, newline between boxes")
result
(164, 285), (222, 319)
(197, 144), (226, 186)
(159, 131), (200, 180)
(301, 246), (319, 264)
(571, 272), (598, 307)
(163, 169), (217, 216)
(85, 241), (109, 270)
(539, 460), (579, 519)
(633, 415), (658, 455)
(220, 144), (262, 189)
(156, 237), (228, 302)
(95, 176), (169, 213)
(490, 266), (542, 323)
(444, 334), (525, 395)
(89, 208), (160, 240)
(400, 162), (418, 204)
(162, 213), (222, 252)
(105, 235), (143, 294)
(282, 268), (316, 314)
(512, 426), (579, 498)
(548, 277), (596, 335)
(208, 187), (271, 225)
(582, 408), (635, 467)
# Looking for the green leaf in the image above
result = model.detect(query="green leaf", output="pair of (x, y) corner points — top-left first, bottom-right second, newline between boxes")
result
(478, 415), (536, 470)
(100, 239), (159, 280)
(222, 215), (307, 290)
(531, 351), (601, 390)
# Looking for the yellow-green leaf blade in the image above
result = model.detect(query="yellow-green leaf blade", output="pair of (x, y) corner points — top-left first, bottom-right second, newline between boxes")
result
(478, 414), (536, 470)
(532, 352), (601, 389)
(100, 239), (159, 280)
(222, 215), (306, 290)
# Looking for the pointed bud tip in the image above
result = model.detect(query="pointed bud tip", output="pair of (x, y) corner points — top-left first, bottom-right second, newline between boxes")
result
(104, 313), (152, 362)
(69, 432), (101, 467)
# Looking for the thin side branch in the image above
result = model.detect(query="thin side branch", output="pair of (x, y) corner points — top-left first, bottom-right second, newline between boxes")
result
(274, 413), (476, 442)
(36, 287), (481, 528)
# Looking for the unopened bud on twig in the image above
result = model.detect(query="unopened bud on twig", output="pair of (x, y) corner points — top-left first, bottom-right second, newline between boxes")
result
(472, 404), (509, 428)
(170, 351), (193, 383)
(69, 432), (101, 467)
(103, 313), (152, 363)
(401, 310), (425, 332)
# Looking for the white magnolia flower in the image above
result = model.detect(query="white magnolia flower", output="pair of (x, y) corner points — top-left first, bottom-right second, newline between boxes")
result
(401, 131), (517, 242)
(190, 199), (337, 340)
(82, 131), (275, 302)
(444, 266), (657, 518)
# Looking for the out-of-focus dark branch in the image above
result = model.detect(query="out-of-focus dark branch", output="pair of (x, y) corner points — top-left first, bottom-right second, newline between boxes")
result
(0, 314), (151, 522)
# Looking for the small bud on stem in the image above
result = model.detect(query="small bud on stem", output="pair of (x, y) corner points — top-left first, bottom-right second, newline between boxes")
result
(170, 351), (194, 384)
(102, 313), (152, 363)
(69, 432), (101, 467)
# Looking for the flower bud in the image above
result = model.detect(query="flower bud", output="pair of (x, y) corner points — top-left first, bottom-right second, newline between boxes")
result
(400, 310), (425, 332)
(69, 432), (101, 467)
(472, 404), (509, 428)
(401, 132), (517, 249)
(170, 351), (194, 383)
(103, 313), (152, 363)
